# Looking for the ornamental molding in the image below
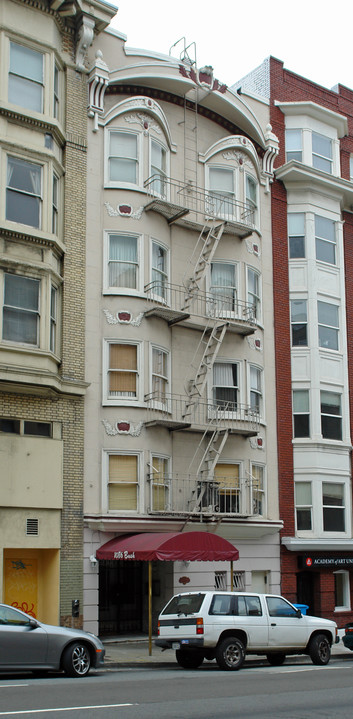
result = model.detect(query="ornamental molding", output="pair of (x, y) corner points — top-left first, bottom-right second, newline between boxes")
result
(245, 239), (261, 257)
(199, 136), (261, 176)
(246, 335), (263, 352)
(125, 113), (162, 135)
(104, 202), (144, 219)
(179, 64), (227, 94)
(103, 97), (176, 152)
(88, 51), (110, 131)
(249, 435), (265, 450)
(222, 150), (254, 171)
(262, 124), (279, 192)
(103, 309), (144, 326)
(76, 16), (95, 72)
(102, 419), (143, 436)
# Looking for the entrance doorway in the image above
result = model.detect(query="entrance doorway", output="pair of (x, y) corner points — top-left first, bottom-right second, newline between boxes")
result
(297, 571), (315, 615)
(99, 560), (143, 635)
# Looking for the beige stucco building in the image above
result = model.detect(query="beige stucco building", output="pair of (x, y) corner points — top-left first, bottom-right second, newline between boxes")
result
(84, 21), (283, 635)
(0, 0), (115, 626)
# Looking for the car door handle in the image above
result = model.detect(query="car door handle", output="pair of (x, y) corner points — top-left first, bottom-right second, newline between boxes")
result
(271, 623), (277, 626)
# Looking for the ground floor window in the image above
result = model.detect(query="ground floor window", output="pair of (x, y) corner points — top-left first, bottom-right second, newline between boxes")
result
(334, 570), (350, 611)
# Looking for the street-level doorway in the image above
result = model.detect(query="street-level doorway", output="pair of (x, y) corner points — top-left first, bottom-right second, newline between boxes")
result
(99, 560), (143, 635)
(297, 571), (315, 615)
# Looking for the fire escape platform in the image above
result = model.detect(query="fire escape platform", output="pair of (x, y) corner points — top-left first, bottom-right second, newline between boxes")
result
(144, 418), (258, 437)
(144, 198), (256, 238)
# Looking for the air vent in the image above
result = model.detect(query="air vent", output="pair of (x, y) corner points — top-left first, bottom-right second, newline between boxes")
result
(26, 518), (39, 536)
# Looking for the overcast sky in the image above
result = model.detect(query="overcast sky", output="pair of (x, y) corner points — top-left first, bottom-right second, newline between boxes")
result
(107, 0), (352, 93)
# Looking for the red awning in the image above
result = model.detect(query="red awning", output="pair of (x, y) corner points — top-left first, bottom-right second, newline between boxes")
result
(96, 531), (239, 562)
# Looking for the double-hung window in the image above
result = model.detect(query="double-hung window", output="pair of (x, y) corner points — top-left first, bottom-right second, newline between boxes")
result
(321, 391), (342, 440)
(245, 175), (257, 223)
(312, 132), (333, 174)
(150, 455), (170, 512)
(107, 233), (139, 290)
(3, 273), (39, 345)
(293, 389), (310, 438)
(213, 362), (238, 411)
(6, 156), (42, 228)
(208, 167), (235, 218)
(295, 482), (312, 531)
(251, 465), (264, 515)
(50, 285), (57, 354)
(151, 242), (168, 300)
(53, 63), (59, 119)
(151, 347), (168, 402)
(323, 483), (345, 532)
(318, 301), (339, 351)
(214, 463), (240, 514)
(107, 343), (138, 400)
(249, 365), (262, 415)
(288, 213), (305, 259)
(150, 140), (167, 197)
(210, 263), (237, 317)
(108, 454), (138, 511)
(285, 129), (302, 162)
(9, 42), (43, 113)
(108, 131), (138, 185)
(290, 299), (307, 346)
(247, 268), (261, 322)
(52, 173), (59, 235)
(315, 215), (336, 264)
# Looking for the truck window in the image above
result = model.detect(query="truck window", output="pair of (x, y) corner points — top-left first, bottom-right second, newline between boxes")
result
(266, 596), (298, 617)
(235, 595), (262, 616)
(209, 595), (232, 615)
(161, 594), (205, 615)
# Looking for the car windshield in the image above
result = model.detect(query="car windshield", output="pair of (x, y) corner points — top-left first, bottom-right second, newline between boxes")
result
(162, 594), (205, 615)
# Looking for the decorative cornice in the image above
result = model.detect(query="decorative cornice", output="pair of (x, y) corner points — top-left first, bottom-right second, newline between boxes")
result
(103, 310), (144, 326)
(125, 112), (162, 135)
(102, 97), (176, 152)
(88, 51), (110, 131)
(262, 124), (279, 192)
(76, 16), (95, 72)
(179, 64), (227, 94)
(102, 419), (143, 436)
(0, 224), (65, 256)
(0, 105), (66, 148)
(104, 202), (144, 219)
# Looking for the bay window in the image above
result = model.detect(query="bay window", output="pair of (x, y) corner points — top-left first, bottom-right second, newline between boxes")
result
(247, 268), (261, 321)
(321, 391), (342, 440)
(108, 131), (138, 184)
(249, 365), (262, 415)
(107, 343), (138, 400)
(151, 347), (168, 402)
(3, 273), (39, 345)
(251, 465), (264, 515)
(9, 41), (43, 113)
(285, 129), (302, 162)
(50, 285), (57, 354)
(318, 301), (339, 351)
(315, 215), (336, 264)
(213, 362), (238, 411)
(323, 483), (345, 532)
(288, 213), (305, 259)
(214, 463), (240, 514)
(295, 482), (312, 531)
(293, 389), (310, 438)
(208, 167), (235, 217)
(107, 233), (139, 290)
(150, 455), (170, 512)
(312, 132), (333, 174)
(6, 156), (42, 228)
(245, 175), (257, 222)
(108, 454), (138, 511)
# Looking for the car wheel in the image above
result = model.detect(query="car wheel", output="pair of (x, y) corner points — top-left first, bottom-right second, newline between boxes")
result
(266, 653), (286, 666)
(308, 634), (331, 665)
(62, 642), (91, 677)
(215, 637), (245, 671)
(175, 649), (204, 669)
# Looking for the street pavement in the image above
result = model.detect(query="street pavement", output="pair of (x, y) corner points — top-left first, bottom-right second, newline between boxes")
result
(102, 629), (352, 668)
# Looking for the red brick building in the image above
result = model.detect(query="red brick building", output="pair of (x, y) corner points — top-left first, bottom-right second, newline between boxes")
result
(235, 58), (353, 625)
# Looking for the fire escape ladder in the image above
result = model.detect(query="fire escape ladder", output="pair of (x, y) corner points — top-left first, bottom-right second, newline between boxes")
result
(182, 322), (228, 420)
(191, 428), (230, 513)
(182, 222), (226, 311)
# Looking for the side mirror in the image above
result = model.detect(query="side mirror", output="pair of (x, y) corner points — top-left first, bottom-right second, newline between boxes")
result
(296, 608), (302, 618)
(29, 618), (39, 629)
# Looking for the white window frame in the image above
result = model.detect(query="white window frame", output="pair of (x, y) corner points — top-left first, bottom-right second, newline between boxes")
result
(312, 131), (333, 174)
(285, 129), (303, 163)
(149, 137), (169, 199)
(50, 284), (57, 354)
(105, 128), (142, 189)
(320, 390), (342, 441)
(322, 482), (346, 533)
(211, 360), (240, 415)
(290, 298), (308, 347)
(8, 40), (44, 114)
(315, 214), (336, 265)
(245, 173), (258, 225)
(295, 481), (313, 534)
(250, 463), (266, 517)
(288, 212), (305, 259)
(247, 266), (261, 324)
(206, 164), (237, 220)
(102, 450), (142, 514)
(208, 261), (238, 319)
(150, 239), (169, 302)
(334, 570), (351, 611)
(6, 155), (43, 229)
(212, 461), (242, 514)
(249, 364), (263, 418)
(103, 231), (143, 295)
(318, 300), (339, 352)
(103, 339), (143, 406)
(148, 453), (171, 513)
(2, 272), (40, 347)
(292, 389), (310, 439)
(150, 344), (170, 408)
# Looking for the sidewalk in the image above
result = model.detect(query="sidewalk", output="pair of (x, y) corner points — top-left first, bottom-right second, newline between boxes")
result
(102, 629), (353, 668)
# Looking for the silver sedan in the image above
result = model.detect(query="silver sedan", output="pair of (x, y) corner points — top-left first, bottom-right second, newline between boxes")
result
(0, 603), (105, 677)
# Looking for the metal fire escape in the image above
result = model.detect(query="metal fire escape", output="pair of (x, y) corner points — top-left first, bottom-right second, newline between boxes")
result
(182, 222), (226, 311)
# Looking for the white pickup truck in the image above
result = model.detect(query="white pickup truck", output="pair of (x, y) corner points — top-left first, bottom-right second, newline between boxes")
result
(156, 591), (338, 670)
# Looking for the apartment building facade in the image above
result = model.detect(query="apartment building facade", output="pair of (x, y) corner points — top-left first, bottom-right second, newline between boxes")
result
(0, 0), (114, 626)
(235, 58), (353, 624)
(84, 27), (282, 635)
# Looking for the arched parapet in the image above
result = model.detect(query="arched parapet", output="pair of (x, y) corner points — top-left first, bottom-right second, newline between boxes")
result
(199, 135), (262, 180)
(101, 96), (177, 152)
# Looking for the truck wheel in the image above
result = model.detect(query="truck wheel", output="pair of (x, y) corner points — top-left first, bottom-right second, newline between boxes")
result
(215, 637), (245, 671)
(266, 653), (286, 666)
(308, 634), (331, 665)
(175, 649), (204, 669)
